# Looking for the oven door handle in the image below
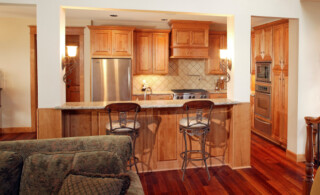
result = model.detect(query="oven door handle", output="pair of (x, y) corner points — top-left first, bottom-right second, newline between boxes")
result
(254, 117), (270, 125)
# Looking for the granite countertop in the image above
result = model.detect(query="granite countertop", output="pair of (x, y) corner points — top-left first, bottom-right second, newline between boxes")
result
(133, 90), (227, 95)
(132, 91), (174, 95)
(56, 99), (239, 110)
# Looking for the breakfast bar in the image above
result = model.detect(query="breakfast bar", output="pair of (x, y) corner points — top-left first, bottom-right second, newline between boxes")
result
(38, 99), (250, 172)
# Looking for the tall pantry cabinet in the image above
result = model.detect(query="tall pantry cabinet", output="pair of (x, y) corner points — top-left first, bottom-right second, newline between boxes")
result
(252, 19), (289, 148)
(272, 21), (289, 147)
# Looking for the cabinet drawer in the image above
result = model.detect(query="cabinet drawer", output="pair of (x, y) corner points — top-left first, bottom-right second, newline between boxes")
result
(171, 48), (208, 58)
(254, 117), (272, 136)
(149, 94), (173, 100)
(209, 93), (227, 99)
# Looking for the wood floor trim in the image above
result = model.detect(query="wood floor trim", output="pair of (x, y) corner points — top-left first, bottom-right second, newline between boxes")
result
(1, 127), (34, 134)
(286, 149), (305, 162)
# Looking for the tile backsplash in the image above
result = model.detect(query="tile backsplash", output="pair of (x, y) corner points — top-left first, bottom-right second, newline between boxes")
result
(133, 59), (226, 92)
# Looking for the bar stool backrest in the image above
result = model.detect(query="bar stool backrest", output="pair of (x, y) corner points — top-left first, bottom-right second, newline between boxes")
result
(105, 103), (141, 132)
(182, 100), (214, 128)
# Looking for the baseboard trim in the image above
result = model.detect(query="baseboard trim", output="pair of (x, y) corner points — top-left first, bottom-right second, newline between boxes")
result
(286, 149), (305, 162)
(1, 127), (34, 134)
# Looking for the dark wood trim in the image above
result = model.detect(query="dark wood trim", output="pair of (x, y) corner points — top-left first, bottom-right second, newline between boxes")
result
(29, 26), (37, 133)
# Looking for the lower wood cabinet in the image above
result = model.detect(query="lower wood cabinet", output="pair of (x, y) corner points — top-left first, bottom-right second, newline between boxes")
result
(209, 93), (227, 99)
(272, 69), (288, 147)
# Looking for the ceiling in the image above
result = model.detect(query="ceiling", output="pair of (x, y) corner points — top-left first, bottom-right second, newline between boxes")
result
(0, 4), (287, 28)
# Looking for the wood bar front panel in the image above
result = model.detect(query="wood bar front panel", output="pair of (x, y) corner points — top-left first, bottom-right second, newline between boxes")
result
(61, 104), (250, 172)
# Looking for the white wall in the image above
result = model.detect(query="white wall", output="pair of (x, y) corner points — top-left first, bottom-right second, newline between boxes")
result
(0, 17), (36, 128)
(297, 1), (320, 154)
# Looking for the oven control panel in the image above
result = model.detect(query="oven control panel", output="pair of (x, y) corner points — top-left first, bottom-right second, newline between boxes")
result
(255, 84), (271, 94)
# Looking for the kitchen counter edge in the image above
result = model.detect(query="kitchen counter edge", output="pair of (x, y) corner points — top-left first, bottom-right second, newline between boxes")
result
(56, 99), (239, 110)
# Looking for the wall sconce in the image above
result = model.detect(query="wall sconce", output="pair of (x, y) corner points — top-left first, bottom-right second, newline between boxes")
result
(62, 45), (78, 84)
(220, 49), (232, 82)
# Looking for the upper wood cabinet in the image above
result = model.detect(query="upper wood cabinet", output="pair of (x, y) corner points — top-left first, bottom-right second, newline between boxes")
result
(273, 22), (289, 70)
(88, 26), (134, 58)
(254, 26), (273, 62)
(251, 32), (256, 75)
(206, 32), (227, 75)
(134, 29), (170, 75)
(170, 20), (211, 58)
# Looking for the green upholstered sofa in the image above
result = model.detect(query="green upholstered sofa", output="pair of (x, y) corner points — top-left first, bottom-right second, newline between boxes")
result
(0, 135), (144, 195)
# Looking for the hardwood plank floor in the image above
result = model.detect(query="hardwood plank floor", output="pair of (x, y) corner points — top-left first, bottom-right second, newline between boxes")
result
(140, 133), (306, 194)
(0, 132), (306, 194)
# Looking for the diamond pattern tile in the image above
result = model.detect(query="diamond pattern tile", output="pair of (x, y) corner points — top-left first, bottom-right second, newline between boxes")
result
(133, 59), (226, 92)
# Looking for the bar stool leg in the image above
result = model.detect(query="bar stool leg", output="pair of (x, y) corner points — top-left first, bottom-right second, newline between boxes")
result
(132, 133), (139, 174)
(182, 130), (188, 181)
(202, 132), (210, 181)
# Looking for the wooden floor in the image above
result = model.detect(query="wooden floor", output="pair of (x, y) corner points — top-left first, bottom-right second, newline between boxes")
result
(0, 132), (306, 194)
(140, 133), (306, 194)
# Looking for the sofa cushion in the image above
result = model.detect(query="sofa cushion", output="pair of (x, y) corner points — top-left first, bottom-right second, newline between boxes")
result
(0, 151), (23, 195)
(19, 152), (75, 195)
(58, 172), (130, 195)
(19, 150), (125, 194)
(72, 151), (124, 174)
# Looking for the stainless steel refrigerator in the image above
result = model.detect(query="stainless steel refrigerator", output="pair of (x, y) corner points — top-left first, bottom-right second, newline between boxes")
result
(91, 59), (131, 101)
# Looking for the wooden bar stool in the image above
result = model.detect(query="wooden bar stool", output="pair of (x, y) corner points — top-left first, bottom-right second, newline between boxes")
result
(105, 103), (141, 174)
(180, 100), (214, 181)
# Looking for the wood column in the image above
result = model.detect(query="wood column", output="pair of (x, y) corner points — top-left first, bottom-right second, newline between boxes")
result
(304, 116), (320, 195)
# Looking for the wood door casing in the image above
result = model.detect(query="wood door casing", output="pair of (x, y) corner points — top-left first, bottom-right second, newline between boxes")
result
(152, 33), (169, 74)
(136, 32), (153, 74)
(66, 35), (80, 102)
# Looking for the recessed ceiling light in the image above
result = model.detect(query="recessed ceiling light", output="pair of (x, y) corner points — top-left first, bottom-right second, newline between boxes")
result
(110, 14), (118, 17)
(161, 19), (168, 22)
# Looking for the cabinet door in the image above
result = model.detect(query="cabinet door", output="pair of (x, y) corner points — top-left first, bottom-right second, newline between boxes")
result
(254, 29), (263, 62)
(206, 34), (224, 74)
(273, 24), (284, 70)
(149, 94), (173, 100)
(90, 30), (112, 57)
(172, 29), (190, 47)
(153, 33), (169, 74)
(280, 71), (288, 146)
(220, 33), (227, 49)
(190, 30), (208, 47)
(112, 30), (132, 56)
(283, 23), (289, 71)
(135, 32), (153, 74)
(251, 32), (255, 74)
(272, 70), (282, 141)
(263, 26), (273, 62)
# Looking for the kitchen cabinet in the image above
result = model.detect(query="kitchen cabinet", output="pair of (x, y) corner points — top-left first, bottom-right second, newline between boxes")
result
(254, 26), (273, 62)
(209, 93), (227, 99)
(206, 32), (227, 75)
(149, 94), (173, 100)
(272, 69), (288, 147)
(251, 32), (256, 75)
(134, 29), (170, 75)
(273, 22), (289, 70)
(88, 26), (134, 58)
(250, 95), (255, 130)
(170, 20), (211, 58)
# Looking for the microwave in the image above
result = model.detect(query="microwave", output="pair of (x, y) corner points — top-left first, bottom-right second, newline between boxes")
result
(255, 62), (271, 83)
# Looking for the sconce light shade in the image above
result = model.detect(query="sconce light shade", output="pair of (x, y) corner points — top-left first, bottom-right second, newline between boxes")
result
(66, 46), (77, 57)
(220, 49), (228, 59)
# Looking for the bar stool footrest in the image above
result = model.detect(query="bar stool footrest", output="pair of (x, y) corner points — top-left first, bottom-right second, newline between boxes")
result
(180, 150), (210, 161)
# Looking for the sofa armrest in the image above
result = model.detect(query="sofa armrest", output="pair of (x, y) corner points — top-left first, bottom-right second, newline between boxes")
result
(126, 171), (144, 195)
